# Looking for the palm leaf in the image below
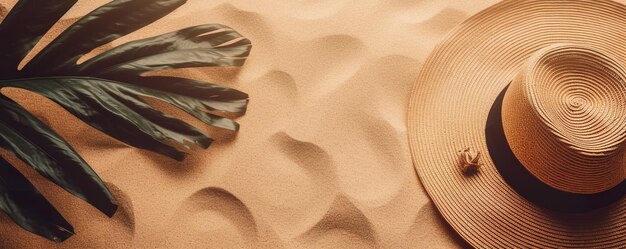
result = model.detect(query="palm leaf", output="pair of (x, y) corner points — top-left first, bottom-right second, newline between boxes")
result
(0, 156), (74, 242)
(0, 0), (251, 241)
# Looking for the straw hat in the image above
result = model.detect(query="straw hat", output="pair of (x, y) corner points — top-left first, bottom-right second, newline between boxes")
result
(408, 0), (626, 247)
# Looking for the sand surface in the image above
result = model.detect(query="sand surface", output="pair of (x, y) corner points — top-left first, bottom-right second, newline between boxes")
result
(0, 0), (504, 248)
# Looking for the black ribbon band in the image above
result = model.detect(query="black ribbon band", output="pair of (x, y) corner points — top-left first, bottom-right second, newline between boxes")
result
(485, 85), (626, 213)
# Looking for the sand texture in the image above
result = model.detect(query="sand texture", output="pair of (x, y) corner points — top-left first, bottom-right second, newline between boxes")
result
(0, 0), (505, 248)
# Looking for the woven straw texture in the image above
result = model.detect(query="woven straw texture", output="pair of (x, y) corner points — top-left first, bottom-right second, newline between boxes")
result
(408, 0), (626, 247)
(502, 44), (626, 194)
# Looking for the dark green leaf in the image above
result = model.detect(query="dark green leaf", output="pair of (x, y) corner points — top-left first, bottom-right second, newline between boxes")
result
(0, 0), (77, 75)
(78, 24), (252, 77)
(24, 0), (186, 75)
(0, 156), (74, 242)
(0, 95), (116, 216)
(0, 0), (250, 241)
(124, 76), (248, 131)
(5, 77), (222, 161)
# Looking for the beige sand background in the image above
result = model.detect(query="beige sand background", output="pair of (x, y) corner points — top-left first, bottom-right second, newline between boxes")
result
(0, 0), (523, 248)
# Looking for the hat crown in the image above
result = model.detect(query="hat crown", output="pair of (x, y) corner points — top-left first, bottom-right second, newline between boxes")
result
(502, 44), (626, 194)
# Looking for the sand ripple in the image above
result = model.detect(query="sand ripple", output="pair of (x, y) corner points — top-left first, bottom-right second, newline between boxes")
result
(0, 0), (501, 248)
(164, 188), (258, 248)
(295, 195), (377, 248)
(279, 0), (351, 20)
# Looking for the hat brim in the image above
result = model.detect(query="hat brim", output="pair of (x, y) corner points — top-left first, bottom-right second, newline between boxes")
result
(408, 0), (626, 247)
